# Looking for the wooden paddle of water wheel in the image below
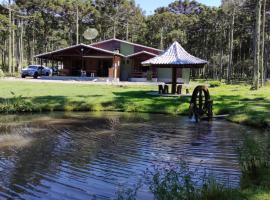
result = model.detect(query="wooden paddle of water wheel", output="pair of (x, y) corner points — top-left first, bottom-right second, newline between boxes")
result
(189, 85), (213, 122)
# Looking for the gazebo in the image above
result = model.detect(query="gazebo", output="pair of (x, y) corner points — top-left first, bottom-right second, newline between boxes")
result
(142, 41), (208, 94)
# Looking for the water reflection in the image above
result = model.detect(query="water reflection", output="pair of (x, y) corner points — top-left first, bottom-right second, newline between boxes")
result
(0, 112), (263, 199)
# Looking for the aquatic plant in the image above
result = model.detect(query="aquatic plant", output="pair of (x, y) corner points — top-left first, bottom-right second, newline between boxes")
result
(238, 134), (270, 188)
(117, 160), (242, 200)
(146, 162), (241, 200)
(117, 181), (142, 200)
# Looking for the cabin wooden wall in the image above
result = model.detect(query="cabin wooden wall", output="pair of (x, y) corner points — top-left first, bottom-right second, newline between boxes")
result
(92, 40), (161, 56)
(84, 58), (99, 74)
(63, 58), (102, 76)
(92, 40), (121, 52)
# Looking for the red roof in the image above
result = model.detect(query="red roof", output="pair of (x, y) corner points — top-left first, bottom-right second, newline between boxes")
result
(90, 38), (162, 54)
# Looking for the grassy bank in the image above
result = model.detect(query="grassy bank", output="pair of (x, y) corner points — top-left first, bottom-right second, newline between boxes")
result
(0, 80), (269, 128)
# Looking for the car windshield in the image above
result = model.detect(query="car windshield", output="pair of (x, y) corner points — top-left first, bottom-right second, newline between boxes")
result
(28, 66), (38, 69)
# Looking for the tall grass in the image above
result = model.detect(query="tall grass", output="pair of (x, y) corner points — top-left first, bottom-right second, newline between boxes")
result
(0, 92), (36, 113)
(238, 134), (270, 188)
(117, 160), (242, 200)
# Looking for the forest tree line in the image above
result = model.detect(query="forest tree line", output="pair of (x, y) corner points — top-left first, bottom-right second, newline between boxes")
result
(0, 0), (269, 88)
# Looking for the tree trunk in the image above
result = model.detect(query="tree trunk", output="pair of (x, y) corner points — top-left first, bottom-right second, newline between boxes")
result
(4, 40), (7, 69)
(227, 8), (235, 83)
(8, 1), (12, 74)
(160, 27), (164, 50)
(219, 49), (223, 81)
(15, 20), (20, 73)
(126, 22), (129, 41)
(32, 28), (35, 64)
(113, 19), (116, 39)
(12, 14), (15, 74)
(19, 19), (24, 71)
(253, 0), (262, 90)
(260, 0), (266, 87)
(76, 4), (79, 45)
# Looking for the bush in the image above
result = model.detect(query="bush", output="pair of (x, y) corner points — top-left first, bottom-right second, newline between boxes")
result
(0, 69), (4, 77)
(4, 72), (21, 77)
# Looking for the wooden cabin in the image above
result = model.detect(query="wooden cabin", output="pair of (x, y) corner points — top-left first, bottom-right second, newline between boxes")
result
(35, 38), (162, 81)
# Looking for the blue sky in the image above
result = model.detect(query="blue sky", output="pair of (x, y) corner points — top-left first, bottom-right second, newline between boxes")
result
(135, 0), (221, 15)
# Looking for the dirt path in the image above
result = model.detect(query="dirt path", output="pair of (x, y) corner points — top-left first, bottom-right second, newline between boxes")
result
(1, 77), (159, 86)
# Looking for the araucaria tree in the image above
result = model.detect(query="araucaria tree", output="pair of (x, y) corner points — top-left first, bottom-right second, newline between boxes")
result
(0, 0), (269, 85)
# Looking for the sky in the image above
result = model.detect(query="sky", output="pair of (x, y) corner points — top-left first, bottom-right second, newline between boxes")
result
(135, 0), (221, 15)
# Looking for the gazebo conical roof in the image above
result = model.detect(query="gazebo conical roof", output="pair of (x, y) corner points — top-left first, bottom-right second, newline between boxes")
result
(142, 41), (207, 67)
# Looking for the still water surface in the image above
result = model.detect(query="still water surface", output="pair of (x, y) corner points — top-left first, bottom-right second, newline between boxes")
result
(0, 112), (263, 199)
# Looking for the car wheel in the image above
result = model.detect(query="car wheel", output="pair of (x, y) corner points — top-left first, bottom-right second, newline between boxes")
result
(46, 72), (49, 76)
(33, 73), (38, 79)
(21, 75), (26, 78)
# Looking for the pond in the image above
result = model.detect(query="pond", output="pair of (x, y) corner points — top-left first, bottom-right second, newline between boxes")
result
(0, 112), (264, 199)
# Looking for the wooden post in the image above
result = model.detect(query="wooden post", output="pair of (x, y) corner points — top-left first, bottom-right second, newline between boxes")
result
(172, 67), (177, 94)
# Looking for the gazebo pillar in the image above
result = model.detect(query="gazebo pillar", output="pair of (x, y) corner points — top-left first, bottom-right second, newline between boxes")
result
(172, 67), (177, 94)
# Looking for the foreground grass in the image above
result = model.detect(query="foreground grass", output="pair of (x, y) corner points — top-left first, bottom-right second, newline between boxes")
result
(0, 80), (269, 128)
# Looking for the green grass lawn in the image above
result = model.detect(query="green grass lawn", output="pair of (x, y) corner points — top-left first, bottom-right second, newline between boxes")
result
(211, 83), (270, 128)
(0, 80), (269, 127)
(0, 80), (189, 114)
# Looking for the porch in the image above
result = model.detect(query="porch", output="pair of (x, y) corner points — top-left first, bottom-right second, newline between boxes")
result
(35, 44), (123, 79)
(125, 51), (158, 81)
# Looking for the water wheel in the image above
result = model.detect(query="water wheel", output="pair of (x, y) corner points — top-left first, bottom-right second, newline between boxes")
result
(189, 85), (213, 122)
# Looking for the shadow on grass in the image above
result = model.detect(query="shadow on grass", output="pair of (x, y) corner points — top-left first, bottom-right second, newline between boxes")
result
(0, 90), (269, 128)
(102, 91), (191, 114)
(213, 94), (270, 127)
(0, 90), (191, 115)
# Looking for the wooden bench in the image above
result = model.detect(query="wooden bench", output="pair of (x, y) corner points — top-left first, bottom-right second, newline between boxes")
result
(59, 69), (70, 76)
(158, 84), (169, 94)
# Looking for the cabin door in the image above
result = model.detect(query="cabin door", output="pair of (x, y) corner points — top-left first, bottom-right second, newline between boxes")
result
(99, 60), (111, 77)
